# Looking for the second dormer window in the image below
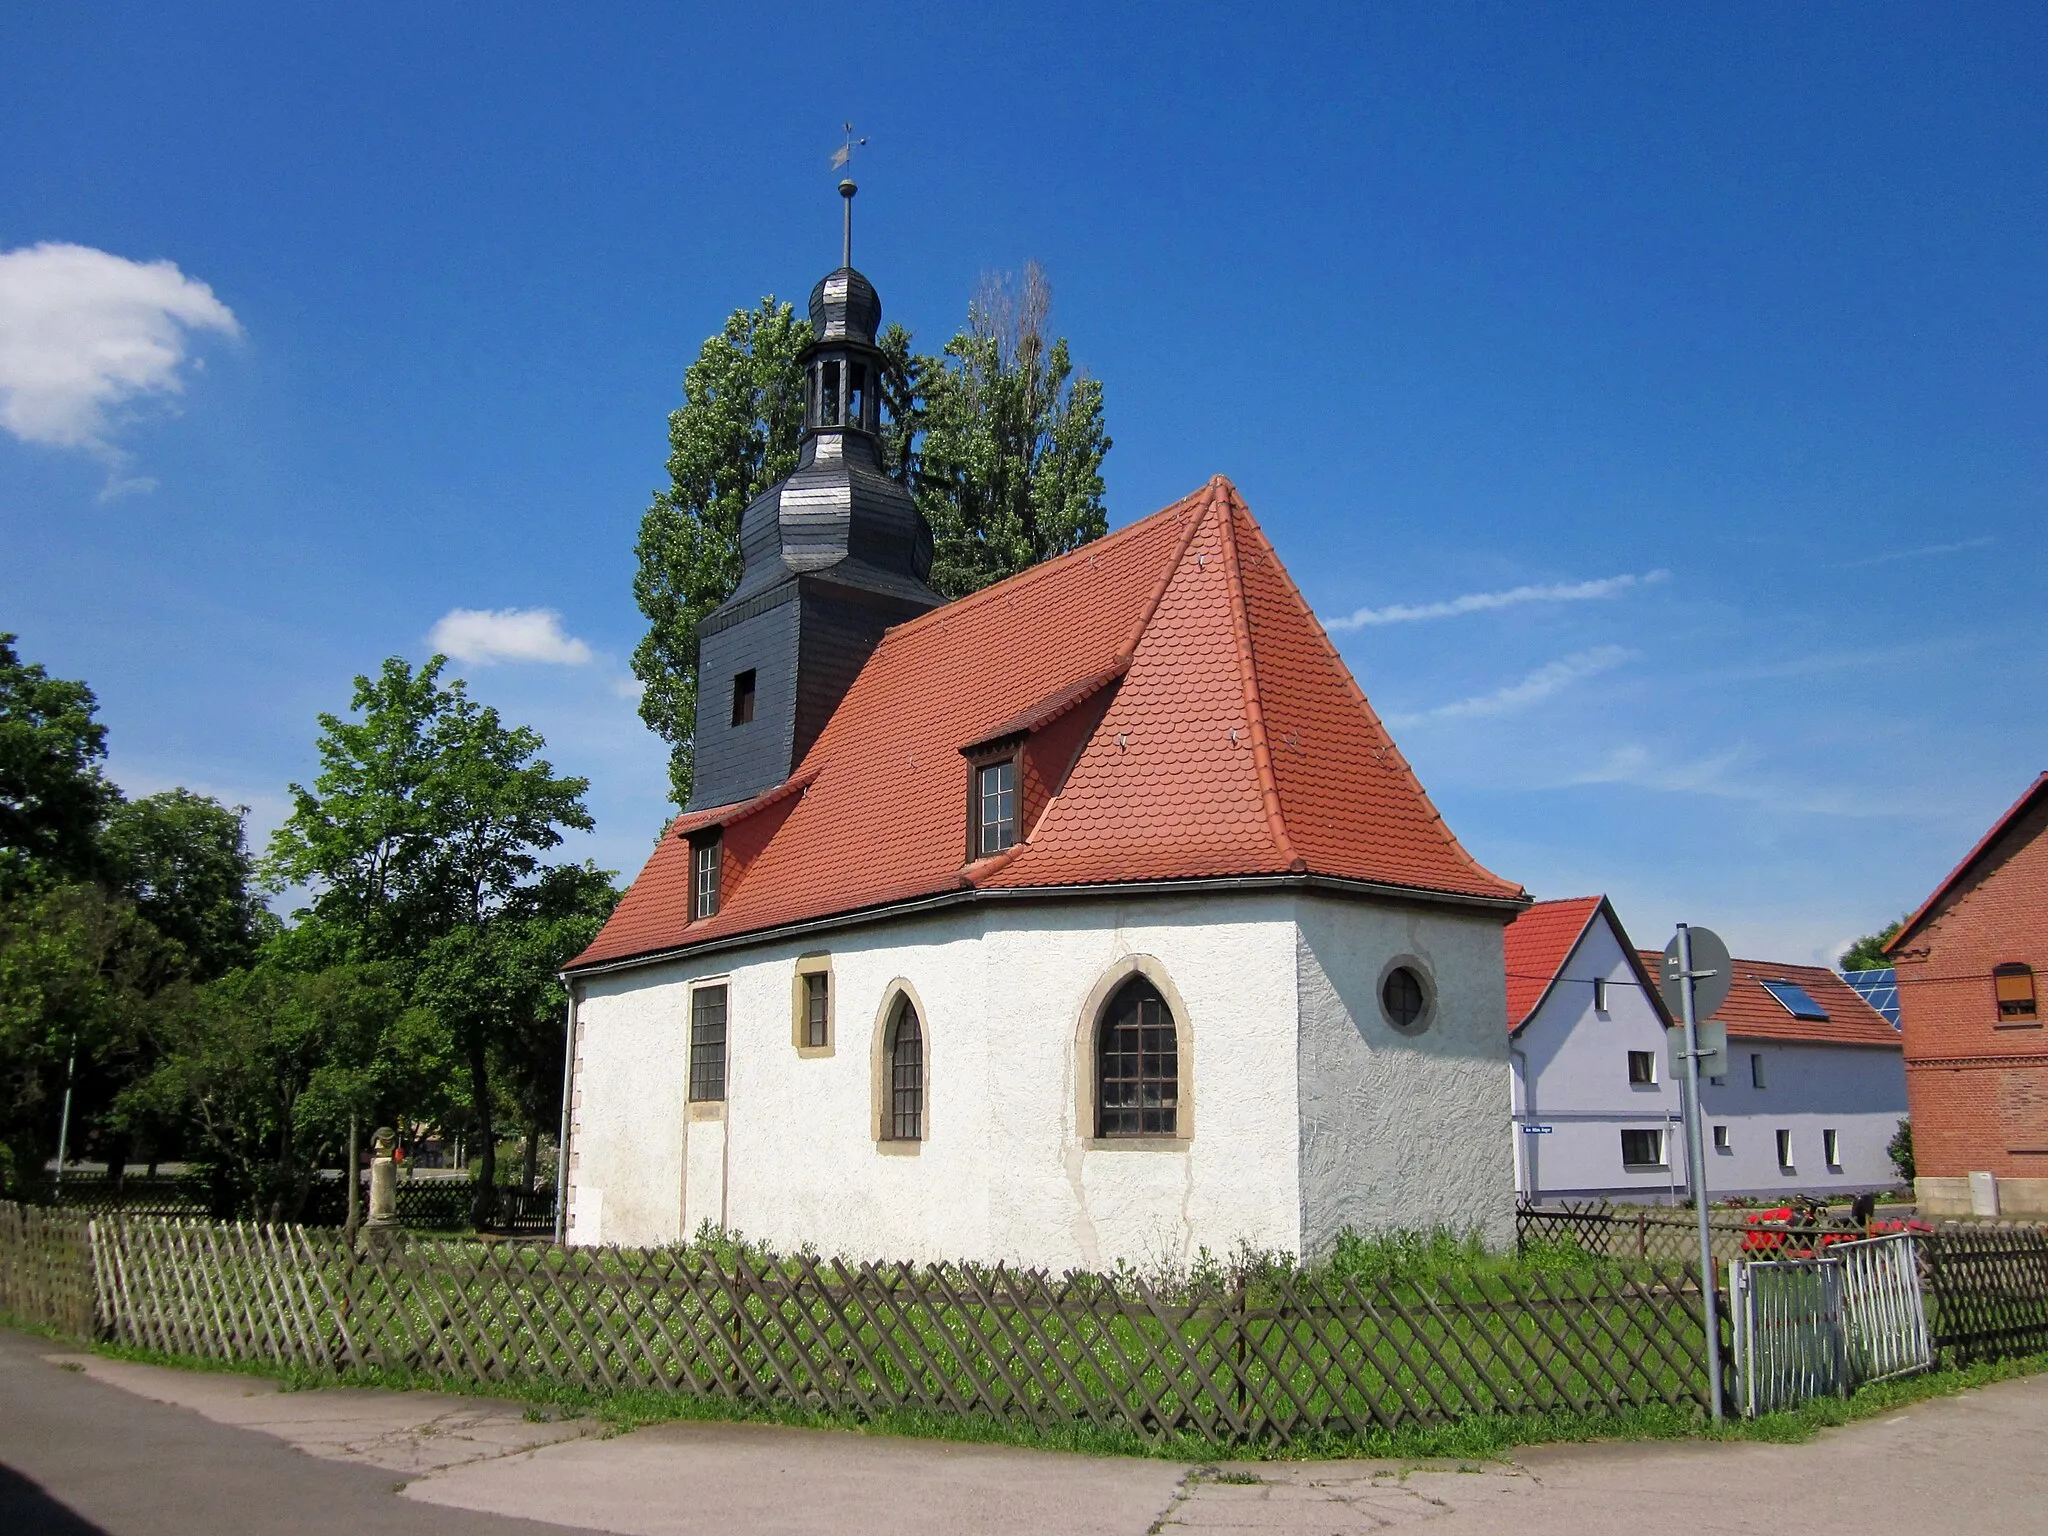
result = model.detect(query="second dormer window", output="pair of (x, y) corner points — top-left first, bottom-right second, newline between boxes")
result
(691, 832), (722, 922)
(975, 759), (1016, 856)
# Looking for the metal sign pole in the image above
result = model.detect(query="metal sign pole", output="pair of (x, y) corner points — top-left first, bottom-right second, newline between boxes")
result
(1677, 923), (1725, 1423)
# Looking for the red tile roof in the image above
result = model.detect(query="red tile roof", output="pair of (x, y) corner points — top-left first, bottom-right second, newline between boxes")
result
(572, 478), (1525, 972)
(1504, 896), (1603, 1030)
(1505, 896), (1666, 1032)
(1636, 950), (1900, 1048)
(1887, 771), (2048, 953)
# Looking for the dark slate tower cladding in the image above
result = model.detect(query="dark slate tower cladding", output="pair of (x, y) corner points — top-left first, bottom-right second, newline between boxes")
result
(686, 184), (944, 812)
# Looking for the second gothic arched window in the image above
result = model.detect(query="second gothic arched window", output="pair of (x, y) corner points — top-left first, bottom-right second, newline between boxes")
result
(886, 998), (924, 1141)
(1096, 977), (1179, 1137)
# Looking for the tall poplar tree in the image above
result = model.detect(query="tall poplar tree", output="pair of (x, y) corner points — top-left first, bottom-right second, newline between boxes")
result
(631, 269), (1109, 807)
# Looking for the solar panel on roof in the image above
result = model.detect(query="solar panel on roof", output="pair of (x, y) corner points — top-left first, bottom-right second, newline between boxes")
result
(1759, 979), (1830, 1021)
(1841, 967), (1902, 1028)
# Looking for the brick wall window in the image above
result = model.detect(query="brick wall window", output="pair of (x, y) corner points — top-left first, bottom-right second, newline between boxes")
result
(1995, 963), (2038, 1024)
(689, 985), (728, 1103)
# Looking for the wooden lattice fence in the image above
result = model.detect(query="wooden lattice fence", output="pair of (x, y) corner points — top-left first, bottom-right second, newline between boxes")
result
(75, 1211), (1718, 1444)
(0, 1203), (95, 1338)
(1923, 1224), (2048, 1364)
(1520, 1202), (1774, 1267)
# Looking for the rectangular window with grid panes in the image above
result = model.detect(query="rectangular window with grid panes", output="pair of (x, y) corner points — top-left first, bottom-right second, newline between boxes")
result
(689, 985), (727, 1102)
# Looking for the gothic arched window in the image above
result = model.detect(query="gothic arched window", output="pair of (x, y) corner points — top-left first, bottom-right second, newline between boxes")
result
(1096, 977), (1178, 1137)
(885, 997), (924, 1141)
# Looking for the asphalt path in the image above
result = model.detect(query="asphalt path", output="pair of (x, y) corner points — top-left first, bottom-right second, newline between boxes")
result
(0, 1328), (605, 1536)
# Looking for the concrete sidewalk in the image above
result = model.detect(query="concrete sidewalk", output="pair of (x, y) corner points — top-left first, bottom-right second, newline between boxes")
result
(9, 1331), (2048, 1535)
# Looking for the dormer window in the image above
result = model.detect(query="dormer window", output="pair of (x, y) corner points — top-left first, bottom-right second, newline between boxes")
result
(690, 832), (722, 922)
(975, 758), (1017, 857)
(731, 670), (756, 726)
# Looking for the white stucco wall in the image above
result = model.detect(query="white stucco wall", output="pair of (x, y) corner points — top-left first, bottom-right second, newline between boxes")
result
(569, 892), (1306, 1269)
(1512, 912), (1908, 1202)
(568, 886), (1522, 1268)
(1295, 895), (1516, 1255)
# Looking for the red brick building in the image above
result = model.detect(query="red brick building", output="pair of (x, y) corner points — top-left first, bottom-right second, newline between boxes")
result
(1888, 772), (2048, 1217)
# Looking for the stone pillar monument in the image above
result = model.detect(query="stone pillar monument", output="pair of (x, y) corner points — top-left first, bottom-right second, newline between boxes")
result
(366, 1126), (400, 1229)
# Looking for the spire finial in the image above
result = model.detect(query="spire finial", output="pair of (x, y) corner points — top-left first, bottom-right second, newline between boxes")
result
(831, 123), (866, 268)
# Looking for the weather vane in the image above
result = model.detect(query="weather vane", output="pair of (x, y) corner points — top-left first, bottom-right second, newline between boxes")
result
(831, 122), (866, 267)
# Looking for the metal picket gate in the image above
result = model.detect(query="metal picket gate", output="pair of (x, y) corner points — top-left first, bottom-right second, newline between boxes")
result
(1730, 1233), (1931, 1416)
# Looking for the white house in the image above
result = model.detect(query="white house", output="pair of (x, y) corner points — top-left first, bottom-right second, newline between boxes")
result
(1505, 896), (1908, 1203)
(559, 249), (1530, 1268)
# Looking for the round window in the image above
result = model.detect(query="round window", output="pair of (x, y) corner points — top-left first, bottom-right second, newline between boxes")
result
(1381, 965), (1428, 1030)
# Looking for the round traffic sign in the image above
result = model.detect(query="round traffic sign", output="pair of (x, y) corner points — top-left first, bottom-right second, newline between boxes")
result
(1661, 925), (1733, 1021)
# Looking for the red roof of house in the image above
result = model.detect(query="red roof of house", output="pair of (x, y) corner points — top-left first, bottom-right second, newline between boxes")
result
(1505, 896), (1667, 1032)
(1887, 771), (2048, 954)
(572, 477), (1525, 972)
(1505, 897), (1603, 1030)
(1635, 950), (1899, 1048)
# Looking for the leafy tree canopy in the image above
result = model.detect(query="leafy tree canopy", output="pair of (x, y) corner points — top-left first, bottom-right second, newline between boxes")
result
(100, 789), (271, 981)
(915, 265), (1110, 598)
(1840, 918), (1905, 972)
(631, 266), (1108, 806)
(263, 655), (594, 962)
(0, 633), (118, 894)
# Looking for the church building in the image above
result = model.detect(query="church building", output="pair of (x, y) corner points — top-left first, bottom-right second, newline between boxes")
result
(561, 231), (1530, 1268)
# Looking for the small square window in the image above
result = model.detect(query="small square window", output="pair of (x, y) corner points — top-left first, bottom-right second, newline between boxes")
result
(690, 834), (722, 922)
(1750, 1053), (1767, 1090)
(730, 670), (756, 727)
(1713, 1123), (1731, 1152)
(1592, 977), (1610, 1013)
(1621, 1128), (1665, 1168)
(1627, 1049), (1656, 1085)
(1776, 1128), (1793, 1169)
(689, 985), (728, 1103)
(1823, 1128), (1840, 1169)
(975, 758), (1017, 856)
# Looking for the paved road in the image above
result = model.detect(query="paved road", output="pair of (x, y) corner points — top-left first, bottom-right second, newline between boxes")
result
(6, 1327), (2047, 1534)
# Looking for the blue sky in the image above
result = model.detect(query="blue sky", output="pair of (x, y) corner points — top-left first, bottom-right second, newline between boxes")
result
(2, 4), (2042, 965)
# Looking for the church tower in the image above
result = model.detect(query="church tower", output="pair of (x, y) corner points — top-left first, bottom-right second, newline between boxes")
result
(687, 183), (945, 812)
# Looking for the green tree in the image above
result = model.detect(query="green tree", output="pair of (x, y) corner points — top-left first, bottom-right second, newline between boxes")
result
(915, 264), (1110, 599)
(631, 267), (1109, 807)
(631, 299), (811, 805)
(1888, 1118), (1915, 1183)
(0, 633), (118, 894)
(1841, 918), (1906, 972)
(100, 790), (270, 981)
(0, 882), (175, 1192)
(263, 656), (597, 1211)
(119, 960), (442, 1221)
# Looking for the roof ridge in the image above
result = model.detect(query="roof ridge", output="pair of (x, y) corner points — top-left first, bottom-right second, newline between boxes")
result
(1223, 492), (1522, 898)
(873, 484), (1214, 649)
(1214, 482), (1301, 871)
(1888, 769), (2048, 953)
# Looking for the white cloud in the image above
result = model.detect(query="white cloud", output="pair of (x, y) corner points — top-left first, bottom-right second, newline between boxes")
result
(1838, 536), (1994, 569)
(1386, 646), (1633, 727)
(0, 242), (239, 487)
(1325, 570), (1668, 631)
(429, 608), (594, 667)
